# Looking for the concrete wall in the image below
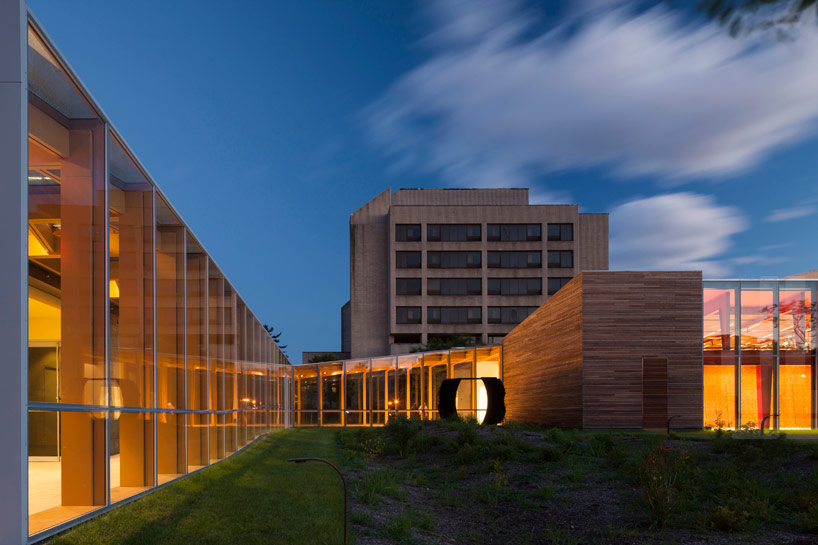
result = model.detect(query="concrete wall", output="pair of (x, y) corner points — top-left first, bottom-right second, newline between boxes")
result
(0, 1), (27, 542)
(349, 189), (391, 358)
(391, 188), (529, 206)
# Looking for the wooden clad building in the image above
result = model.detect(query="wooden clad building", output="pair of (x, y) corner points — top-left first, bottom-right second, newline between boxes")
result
(502, 271), (703, 429)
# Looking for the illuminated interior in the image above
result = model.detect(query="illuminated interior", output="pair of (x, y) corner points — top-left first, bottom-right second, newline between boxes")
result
(25, 24), (293, 538)
(703, 282), (816, 430)
(294, 346), (503, 426)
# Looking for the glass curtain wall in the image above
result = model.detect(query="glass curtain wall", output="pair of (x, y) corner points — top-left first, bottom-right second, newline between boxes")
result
(293, 347), (503, 426)
(25, 23), (293, 539)
(703, 280), (817, 430)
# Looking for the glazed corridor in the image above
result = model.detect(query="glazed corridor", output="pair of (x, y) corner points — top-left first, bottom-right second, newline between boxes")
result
(25, 23), (292, 538)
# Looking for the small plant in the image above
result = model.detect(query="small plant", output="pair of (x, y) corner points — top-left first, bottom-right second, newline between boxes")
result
(536, 484), (556, 500)
(637, 442), (692, 526)
(707, 504), (748, 531)
(713, 412), (727, 431)
(361, 436), (383, 462)
(798, 503), (818, 534)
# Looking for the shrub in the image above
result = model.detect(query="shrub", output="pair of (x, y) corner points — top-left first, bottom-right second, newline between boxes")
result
(637, 442), (692, 526)
(384, 414), (423, 458)
(540, 445), (563, 462)
(707, 505), (747, 531)
(798, 504), (818, 534)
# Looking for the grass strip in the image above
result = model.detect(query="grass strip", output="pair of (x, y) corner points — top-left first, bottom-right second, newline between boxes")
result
(46, 428), (344, 545)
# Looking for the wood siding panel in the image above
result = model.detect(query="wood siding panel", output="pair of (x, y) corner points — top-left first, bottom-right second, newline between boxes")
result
(643, 357), (668, 429)
(501, 277), (583, 427)
(581, 271), (702, 429)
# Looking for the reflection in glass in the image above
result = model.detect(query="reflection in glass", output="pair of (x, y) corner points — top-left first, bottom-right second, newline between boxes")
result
(703, 285), (737, 352)
(321, 363), (343, 425)
(475, 347), (502, 424)
(397, 354), (423, 418)
(451, 350), (475, 419)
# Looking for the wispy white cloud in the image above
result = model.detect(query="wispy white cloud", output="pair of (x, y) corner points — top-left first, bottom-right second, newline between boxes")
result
(764, 205), (816, 222)
(610, 192), (749, 276)
(365, 0), (818, 189)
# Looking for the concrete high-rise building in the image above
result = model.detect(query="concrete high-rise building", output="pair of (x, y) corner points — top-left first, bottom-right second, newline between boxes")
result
(344, 188), (609, 358)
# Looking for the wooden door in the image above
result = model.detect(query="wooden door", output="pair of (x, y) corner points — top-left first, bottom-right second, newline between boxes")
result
(642, 357), (668, 429)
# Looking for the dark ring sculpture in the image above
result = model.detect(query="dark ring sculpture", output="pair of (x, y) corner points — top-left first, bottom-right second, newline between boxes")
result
(438, 377), (506, 425)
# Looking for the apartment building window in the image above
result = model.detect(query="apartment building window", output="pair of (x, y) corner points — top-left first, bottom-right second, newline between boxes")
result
(487, 224), (541, 241)
(427, 251), (482, 268)
(396, 306), (422, 324)
(547, 223), (573, 241)
(487, 306), (538, 324)
(487, 251), (541, 268)
(427, 307), (482, 324)
(396, 251), (421, 269)
(547, 250), (573, 268)
(547, 277), (572, 295)
(395, 224), (421, 241)
(427, 224), (481, 242)
(487, 278), (541, 295)
(396, 278), (422, 295)
(428, 278), (482, 296)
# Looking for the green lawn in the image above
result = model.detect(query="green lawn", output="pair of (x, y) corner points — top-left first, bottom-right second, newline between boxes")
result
(46, 428), (345, 545)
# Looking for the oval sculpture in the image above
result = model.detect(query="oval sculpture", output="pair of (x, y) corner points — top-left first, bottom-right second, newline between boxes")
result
(437, 377), (506, 425)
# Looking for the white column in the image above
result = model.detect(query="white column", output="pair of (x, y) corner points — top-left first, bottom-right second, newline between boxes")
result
(0, 1), (28, 543)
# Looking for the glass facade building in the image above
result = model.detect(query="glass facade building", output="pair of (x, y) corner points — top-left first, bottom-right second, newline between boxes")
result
(2, 13), (294, 541)
(293, 346), (503, 426)
(703, 280), (817, 430)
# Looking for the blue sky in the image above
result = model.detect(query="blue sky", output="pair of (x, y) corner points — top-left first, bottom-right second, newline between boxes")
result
(29, 1), (818, 359)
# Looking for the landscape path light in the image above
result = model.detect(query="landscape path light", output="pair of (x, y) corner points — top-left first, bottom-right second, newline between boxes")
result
(287, 457), (347, 545)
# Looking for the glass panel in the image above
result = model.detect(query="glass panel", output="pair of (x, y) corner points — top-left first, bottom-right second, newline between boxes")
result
(703, 357), (736, 429)
(779, 284), (815, 353)
(371, 357), (396, 425)
(424, 352), (449, 420)
(397, 354), (424, 418)
(224, 284), (237, 453)
(344, 359), (370, 426)
(321, 363), (343, 426)
(451, 350), (475, 419)
(111, 412), (154, 502)
(779, 355), (813, 429)
(208, 263), (225, 462)
(740, 283), (775, 352)
(155, 199), (186, 480)
(703, 284), (737, 353)
(186, 236), (208, 469)
(295, 365), (319, 426)
(28, 118), (106, 408)
(740, 355), (775, 430)
(28, 410), (106, 536)
(476, 346), (502, 424)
